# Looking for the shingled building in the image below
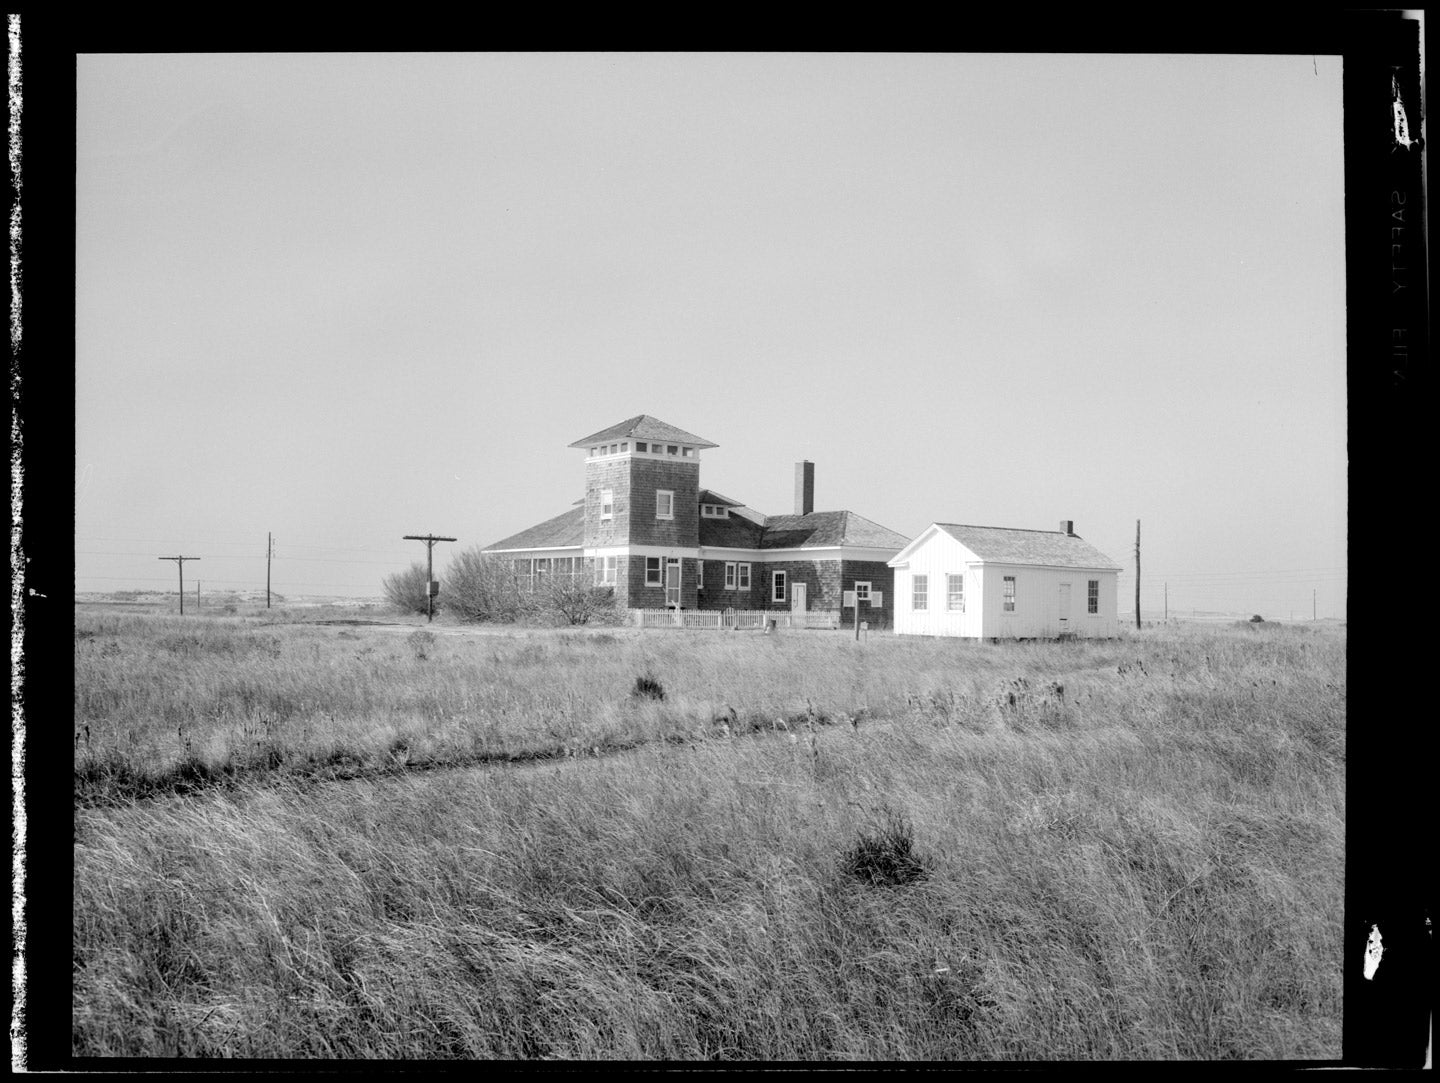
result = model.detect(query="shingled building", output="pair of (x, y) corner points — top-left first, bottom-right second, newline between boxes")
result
(483, 415), (908, 625)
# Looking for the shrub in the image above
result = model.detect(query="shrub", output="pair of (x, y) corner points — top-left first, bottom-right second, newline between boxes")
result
(442, 548), (527, 623)
(543, 578), (619, 626)
(1249, 614), (1265, 623)
(382, 562), (431, 615)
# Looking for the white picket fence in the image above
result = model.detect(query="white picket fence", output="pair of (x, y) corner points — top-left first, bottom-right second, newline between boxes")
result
(632, 608), (842, 630)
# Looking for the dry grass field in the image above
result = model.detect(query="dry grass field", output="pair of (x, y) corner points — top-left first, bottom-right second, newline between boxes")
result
(71, 605), (1345, 1060)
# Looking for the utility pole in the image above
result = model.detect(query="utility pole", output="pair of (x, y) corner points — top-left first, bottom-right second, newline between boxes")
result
(403, 534), (457, 623)
(267, 532), (275, 609)
(1134, 520), (1141, 631)
(158, 556), (200, 616)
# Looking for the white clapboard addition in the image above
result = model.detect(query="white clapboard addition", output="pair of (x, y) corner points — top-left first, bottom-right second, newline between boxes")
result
(888, 522), (1122, 639)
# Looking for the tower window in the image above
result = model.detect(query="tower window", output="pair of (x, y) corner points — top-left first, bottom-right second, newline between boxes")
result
(599, 489), (614, 520)
(635, 442), (648, 452)
(656, 490), (674, 519)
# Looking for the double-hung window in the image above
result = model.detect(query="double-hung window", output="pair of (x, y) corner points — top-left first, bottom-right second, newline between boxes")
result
(855, 581), (872, 604)
(772, 571), (787, 603)
(645, 557), (662, 586)
(656, 490), (674, 519)
(595, 556), (617, 586)
(913, 574), (928, 611)
(1087, 579), (1099, 614)
(737, 563), (751, 590)
(599, 488), (614, 521)
(724, 562), (737, 589)
(947, 573), (964, 612)
(1003, 576), (1016, 612)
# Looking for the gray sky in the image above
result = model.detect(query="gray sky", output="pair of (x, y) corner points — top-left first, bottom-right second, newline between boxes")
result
(75, 53), (1346, 617)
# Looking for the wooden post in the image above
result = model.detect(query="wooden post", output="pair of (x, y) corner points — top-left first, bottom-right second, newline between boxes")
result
(403, 535), (457, 623)
(1134, 520), (1141, 630)
(159, 556), (199, 616)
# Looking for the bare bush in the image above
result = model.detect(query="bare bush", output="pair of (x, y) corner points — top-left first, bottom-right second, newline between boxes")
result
(442, 548), (527, 623)
(382, 562), (431, 615)
(542, 576), (619, 626)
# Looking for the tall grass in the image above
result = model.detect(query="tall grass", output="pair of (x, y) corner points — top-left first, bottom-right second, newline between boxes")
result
(72, 614), (1345, 1059)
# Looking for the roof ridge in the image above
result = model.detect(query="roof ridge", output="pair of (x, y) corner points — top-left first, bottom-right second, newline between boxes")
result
(938, 522), (1074, 534)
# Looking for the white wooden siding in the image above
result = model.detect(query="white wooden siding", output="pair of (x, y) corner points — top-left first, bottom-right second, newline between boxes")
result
(892, 531), (1118, 638)
(891, 530), (980, 637)
(976, 564), (1117, 638)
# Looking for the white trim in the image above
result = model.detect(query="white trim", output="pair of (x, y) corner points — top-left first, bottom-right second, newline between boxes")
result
(888, 524), (946, 567)
(974, 560), (1120, 574)
(486, 544), (584, 554)
(946, 572), (965, 612)
(698, 544), (901, 562)
(585, 544), (702, 559)
(771, 569), (787, 603)
(587, 447), (703, 464)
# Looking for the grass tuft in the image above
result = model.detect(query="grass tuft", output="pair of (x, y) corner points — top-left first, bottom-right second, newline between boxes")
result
(842, 806), (928, 887)
(631, 672), (666, 701)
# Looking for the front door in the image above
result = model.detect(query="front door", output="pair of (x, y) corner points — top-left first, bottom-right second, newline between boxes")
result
(1058, 582), (1071, 633)
(791, 582), (807, 613)
(665, 559), (681, 608)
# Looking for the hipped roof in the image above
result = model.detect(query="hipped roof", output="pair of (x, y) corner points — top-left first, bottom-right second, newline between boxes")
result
(569, 415), (717, 449)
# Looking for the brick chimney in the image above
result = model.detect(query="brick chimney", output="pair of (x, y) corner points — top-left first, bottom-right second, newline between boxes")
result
(794, 461), (815, 516)
(1059, 520), (1075, 536)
